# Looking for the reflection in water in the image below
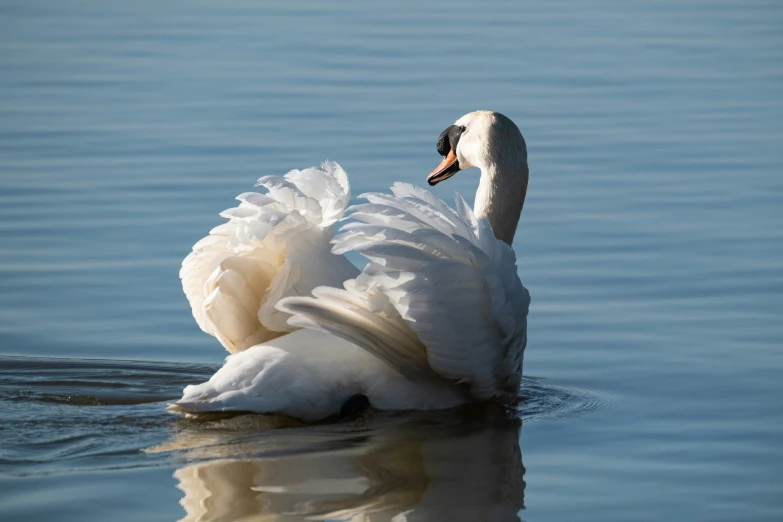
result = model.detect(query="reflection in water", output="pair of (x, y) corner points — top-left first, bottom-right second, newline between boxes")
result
(163, 407), (524, 522)
(2, 356), (603, 520)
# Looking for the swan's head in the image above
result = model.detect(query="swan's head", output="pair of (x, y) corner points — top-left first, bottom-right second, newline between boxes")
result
(427, 110), (527, 186)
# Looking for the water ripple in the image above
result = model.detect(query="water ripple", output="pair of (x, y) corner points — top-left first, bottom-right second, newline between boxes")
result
(517, 376), (612, 423)
(0, 355), (604, 475)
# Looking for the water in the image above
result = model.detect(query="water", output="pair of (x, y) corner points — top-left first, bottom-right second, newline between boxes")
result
(1, 1), (781, 520)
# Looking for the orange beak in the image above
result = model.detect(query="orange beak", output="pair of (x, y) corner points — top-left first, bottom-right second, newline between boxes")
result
(427, 149), (461, 186)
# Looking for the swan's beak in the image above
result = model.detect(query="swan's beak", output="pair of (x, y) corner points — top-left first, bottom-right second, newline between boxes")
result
(427, 149), (461, 186)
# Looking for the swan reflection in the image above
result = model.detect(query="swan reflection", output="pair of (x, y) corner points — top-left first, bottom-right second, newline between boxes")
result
(163, 407), (525, 521)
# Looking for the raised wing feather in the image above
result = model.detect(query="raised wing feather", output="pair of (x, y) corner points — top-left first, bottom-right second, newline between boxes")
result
(280, 183), (530, 401)
(181, 162), (358, 354)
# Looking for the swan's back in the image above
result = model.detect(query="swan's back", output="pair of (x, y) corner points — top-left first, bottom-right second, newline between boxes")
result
(280, 182), (530, 403)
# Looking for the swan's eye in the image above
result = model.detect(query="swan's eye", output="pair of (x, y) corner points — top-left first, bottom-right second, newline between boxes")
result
(436, 125), (466, 157)
(436, 128), (452, 156)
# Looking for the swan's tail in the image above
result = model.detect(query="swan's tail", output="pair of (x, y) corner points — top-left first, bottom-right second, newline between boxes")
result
(180, 162), (356, 354)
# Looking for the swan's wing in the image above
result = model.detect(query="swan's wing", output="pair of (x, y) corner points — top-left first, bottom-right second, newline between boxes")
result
(181, 162), (359, 354)
(279, 183), (530, 401)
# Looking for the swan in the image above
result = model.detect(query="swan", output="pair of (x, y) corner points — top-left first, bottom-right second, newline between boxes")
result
(173, 110), (530, 421)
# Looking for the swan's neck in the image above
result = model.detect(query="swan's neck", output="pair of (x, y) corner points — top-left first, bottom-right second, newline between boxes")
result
(473, 155), (529, 245)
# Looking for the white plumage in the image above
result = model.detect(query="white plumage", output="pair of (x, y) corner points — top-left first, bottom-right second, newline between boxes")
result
(173, 110), (531, 421)
(180, 162), (358, 354)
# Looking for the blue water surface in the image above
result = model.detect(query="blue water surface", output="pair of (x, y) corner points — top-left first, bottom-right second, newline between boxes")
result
(0, 1), (781, 521)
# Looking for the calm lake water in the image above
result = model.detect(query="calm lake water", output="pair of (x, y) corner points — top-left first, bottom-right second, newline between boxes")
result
(1, 1), (782, 520)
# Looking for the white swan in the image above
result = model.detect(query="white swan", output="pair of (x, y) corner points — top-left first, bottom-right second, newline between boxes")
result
(173, 110), (530, 421)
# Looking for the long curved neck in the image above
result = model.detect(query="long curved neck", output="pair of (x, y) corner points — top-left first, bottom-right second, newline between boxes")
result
(473, 152), (529, 245)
